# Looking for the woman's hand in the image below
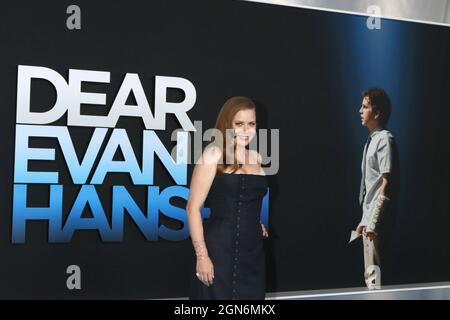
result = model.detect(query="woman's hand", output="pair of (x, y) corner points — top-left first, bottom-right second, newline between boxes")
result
(196, 256), (214, 287)
(261, 223), (269, 238)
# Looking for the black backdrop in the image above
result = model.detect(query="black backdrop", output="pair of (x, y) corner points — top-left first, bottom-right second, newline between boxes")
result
(0, 0), (449, 298)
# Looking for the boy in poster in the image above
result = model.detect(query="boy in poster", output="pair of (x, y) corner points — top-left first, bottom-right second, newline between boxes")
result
(356, 87), (397, 289)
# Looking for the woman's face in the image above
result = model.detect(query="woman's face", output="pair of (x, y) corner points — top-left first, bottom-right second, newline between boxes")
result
(231, 109), (257, 147)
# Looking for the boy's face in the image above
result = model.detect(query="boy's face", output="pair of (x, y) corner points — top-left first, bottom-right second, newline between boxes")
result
(359, 97), (380, 129)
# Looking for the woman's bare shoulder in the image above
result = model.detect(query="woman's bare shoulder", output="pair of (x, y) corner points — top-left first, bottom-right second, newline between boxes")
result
(199, 144), (222, 164)
(248, 149), (262, 164)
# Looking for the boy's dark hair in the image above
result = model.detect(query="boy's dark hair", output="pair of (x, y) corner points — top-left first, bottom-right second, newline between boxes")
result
(362, 88), (392, 127)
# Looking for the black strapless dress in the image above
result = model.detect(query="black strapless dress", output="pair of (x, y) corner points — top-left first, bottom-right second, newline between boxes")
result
(189, 173), (268, 300)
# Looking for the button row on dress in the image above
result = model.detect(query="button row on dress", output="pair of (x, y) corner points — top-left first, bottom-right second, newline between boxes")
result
(232, 180), (244, 300)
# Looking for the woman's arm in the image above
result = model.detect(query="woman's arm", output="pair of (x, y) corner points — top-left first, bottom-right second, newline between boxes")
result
(249, 150), (269, 237)
(186, 146), (221, 286)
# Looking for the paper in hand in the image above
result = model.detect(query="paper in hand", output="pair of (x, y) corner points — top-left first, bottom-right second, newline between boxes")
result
(348, 230), (361, 244)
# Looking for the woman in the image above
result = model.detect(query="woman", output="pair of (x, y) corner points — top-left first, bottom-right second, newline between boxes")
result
(187, 96), (269, 300)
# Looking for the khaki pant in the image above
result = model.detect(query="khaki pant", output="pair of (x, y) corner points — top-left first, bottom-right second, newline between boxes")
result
(363, 236), (381, 289)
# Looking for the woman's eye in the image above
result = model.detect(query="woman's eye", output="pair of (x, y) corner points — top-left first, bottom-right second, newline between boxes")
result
(235, 122), (243, 126)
